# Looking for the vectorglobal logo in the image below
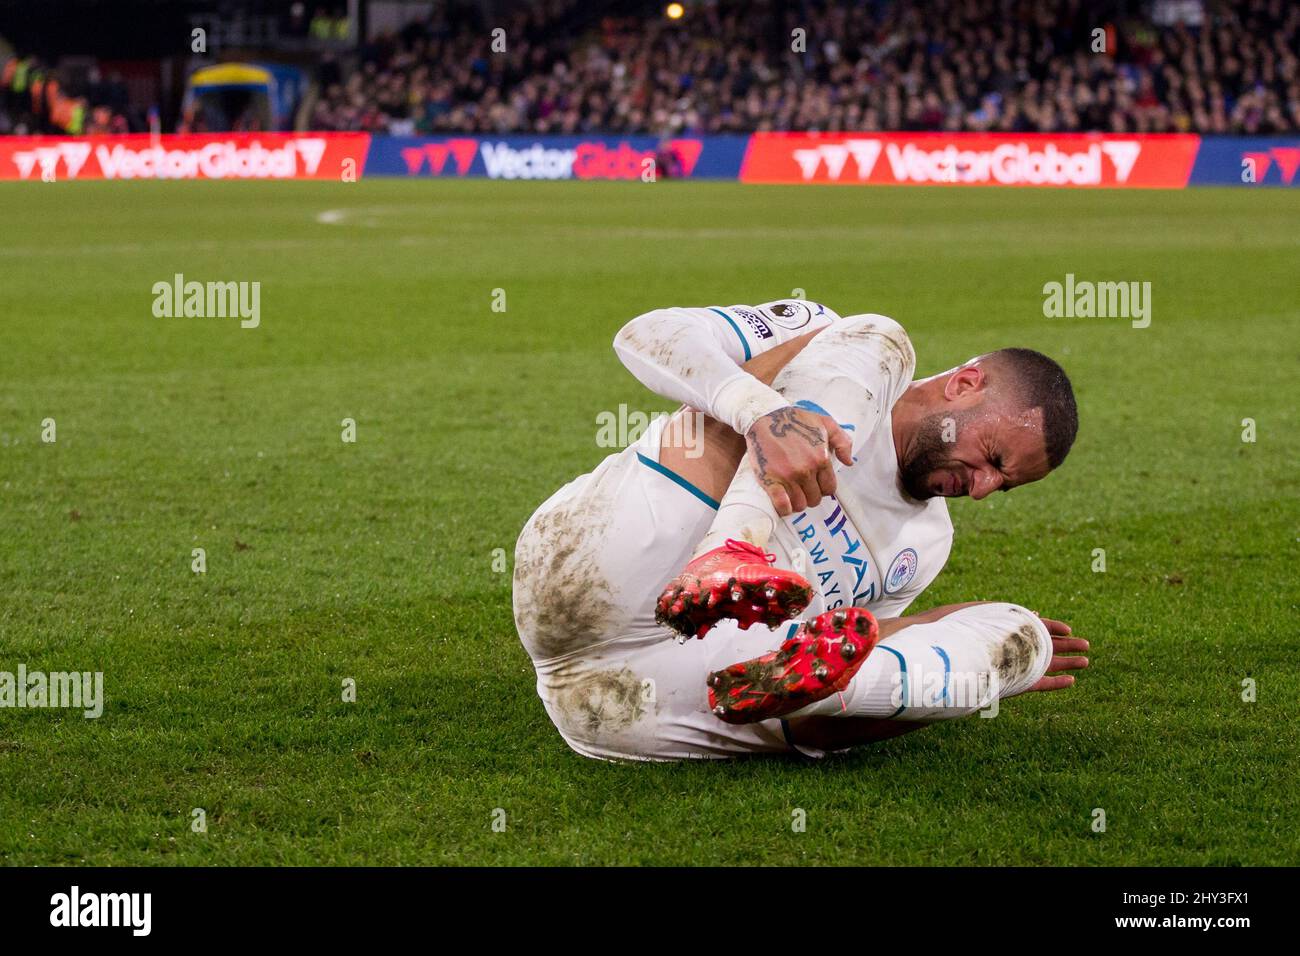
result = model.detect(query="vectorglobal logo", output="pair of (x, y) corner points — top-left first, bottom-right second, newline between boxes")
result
(480, 142), (576, 180)
(782, 137), (1141, 184)
(882, 141), (1141, 185)
(476, 140), (695, 180)
(573, 141), (659, 179)
(7, 141), (93, 180)
(50, 886), (151, 936)
(94, 138), (327, 179)
(2, 135), (347, 180)
(743, 132), (1197, 188)
(0, 666), (104, 718)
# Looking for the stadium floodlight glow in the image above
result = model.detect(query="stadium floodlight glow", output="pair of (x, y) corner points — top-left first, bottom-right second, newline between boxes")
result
(666, 3), (685, 20)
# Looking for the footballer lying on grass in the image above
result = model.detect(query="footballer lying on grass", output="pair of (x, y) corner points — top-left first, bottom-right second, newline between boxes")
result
(512, 300), (1089, 761)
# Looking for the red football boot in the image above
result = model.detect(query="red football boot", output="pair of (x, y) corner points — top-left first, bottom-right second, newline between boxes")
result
(707, 607), (879, 724)
(656, 539), (812, 640)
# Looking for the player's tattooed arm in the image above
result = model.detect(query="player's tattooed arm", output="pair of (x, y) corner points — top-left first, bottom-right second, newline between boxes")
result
(745, 406), (853, 516)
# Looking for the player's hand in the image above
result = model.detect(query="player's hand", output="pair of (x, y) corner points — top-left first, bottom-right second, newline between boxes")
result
(1027, 616), (1089, 693)
(744, 405), (854, 516)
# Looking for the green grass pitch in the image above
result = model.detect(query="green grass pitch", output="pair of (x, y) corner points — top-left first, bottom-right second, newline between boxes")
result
(0, 179), (1296, 865)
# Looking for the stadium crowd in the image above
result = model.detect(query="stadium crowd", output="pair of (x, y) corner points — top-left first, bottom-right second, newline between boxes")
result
(310, 0), (1300, 136)
(3, 0), (1296, 136)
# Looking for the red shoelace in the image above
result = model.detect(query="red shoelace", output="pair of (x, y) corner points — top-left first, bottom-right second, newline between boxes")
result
(723, 538), (776, 564)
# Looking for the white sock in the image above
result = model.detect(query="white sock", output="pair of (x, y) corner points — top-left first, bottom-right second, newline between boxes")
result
(693, 464), (778, 556)
(789, 603), (1052, 721)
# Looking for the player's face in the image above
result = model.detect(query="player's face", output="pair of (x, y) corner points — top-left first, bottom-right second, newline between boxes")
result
(900, 404), (1051, 500)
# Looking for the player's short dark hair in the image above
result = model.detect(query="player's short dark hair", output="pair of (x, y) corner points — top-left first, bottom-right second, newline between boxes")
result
(986, 348), (1078, 469)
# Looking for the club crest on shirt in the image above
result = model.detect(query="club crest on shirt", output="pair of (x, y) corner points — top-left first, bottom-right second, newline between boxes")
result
(884, 548), (918, 594)
(762, 301), (813, 329)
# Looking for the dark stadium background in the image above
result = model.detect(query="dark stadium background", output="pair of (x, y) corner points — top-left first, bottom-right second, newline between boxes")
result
(4, 0), (1296, 137)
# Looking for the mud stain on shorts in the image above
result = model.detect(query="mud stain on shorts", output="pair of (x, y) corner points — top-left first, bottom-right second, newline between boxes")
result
(991, 624), (1042, 688)
(513, 492), (624, 661)
(553, 666), (647, 738)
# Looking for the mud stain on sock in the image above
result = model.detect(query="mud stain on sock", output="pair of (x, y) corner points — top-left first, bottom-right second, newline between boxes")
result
(991, 624), (1041, 688)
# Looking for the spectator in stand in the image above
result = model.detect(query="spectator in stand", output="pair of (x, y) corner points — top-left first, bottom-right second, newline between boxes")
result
(0, 54), (135, 134)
